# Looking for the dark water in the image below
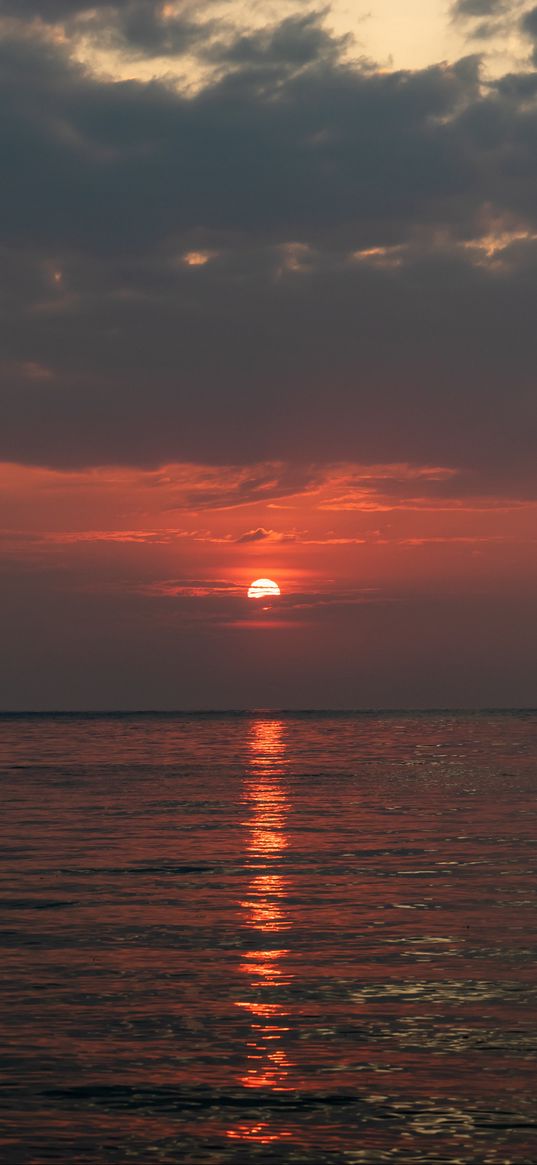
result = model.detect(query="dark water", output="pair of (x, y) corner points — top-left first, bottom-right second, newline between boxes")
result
(1, 712), (537, 1164)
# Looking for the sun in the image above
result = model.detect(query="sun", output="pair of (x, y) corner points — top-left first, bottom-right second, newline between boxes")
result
(248, 578), (281, 599)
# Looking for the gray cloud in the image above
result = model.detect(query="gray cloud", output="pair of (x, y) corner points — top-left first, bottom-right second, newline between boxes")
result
(236, 527), (299, 543)
(523, 2), (537, 28)
(207, 11), (350, 70)
(450, 0), (516, 40)
(451, 0), (508, 16)
(236, 528), (273, 544)
(1, 13), (537, 494)
(522, 5), (537, 60)
(0, 1), (335, 64)
(76, 1), (216, 59)
(0, 0), (129, 16)
(0, 25), (484, 257)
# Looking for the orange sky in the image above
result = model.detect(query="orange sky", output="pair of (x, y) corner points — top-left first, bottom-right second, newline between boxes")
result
(3, 459), (537, 584)
(2, 456), (536, 708)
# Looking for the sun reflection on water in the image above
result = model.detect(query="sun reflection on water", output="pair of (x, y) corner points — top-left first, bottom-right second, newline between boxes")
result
(227, 720), (295, 1143)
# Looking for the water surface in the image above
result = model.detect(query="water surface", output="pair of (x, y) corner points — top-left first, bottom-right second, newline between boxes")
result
(1, 711), (537, 1162)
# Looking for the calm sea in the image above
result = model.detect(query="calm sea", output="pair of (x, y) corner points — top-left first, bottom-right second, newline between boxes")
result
(1, 711), (537, 1163)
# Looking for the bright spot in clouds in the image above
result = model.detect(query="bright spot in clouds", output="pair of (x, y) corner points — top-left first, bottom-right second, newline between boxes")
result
(248, 578), (281, 599)
(183, 251), (214, 267)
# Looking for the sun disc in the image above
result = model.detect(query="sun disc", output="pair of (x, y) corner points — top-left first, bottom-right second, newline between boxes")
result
(248, 578), (281, 599)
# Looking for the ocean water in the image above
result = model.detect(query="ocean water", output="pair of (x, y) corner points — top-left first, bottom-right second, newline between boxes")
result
(1, 711), (537, 1164)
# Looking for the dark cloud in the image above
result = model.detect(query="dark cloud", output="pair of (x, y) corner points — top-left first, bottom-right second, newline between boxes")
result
(522, 5), (537, 61)
(236, 528), (298, 543)
(0, 0), (217, 61)
(0, 0), (127, 16)
(450, 0), (514, 39)
(81, 1), (215, 59)
(523, 3), (537, 30)
(0, 1), (334, 65)
(0, 30), (482, 257)
(1, 14), (537, 495)
(451, 0), (507, 16)
(236, 529), (273, 544)
(208, 11), (350, 70)
(3, 233), (537, 490)
(134, 578), (385, 621)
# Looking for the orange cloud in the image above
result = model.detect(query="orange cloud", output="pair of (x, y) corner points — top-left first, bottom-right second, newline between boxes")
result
(2, 458), (537, 604)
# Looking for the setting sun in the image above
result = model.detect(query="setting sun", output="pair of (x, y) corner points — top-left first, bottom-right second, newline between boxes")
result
(247, 578), (281, 599)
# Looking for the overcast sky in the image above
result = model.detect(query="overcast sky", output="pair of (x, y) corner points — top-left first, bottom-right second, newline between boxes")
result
(1, 0), (537, 709)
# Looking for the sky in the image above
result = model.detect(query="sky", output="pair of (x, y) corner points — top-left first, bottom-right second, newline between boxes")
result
(2, 0), (537, 709)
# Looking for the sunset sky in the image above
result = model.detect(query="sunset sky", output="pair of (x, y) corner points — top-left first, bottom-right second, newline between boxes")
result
(2, 0), (537, 709)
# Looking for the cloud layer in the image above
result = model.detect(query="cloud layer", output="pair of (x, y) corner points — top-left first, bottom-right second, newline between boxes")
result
(0, 2), (536, 494)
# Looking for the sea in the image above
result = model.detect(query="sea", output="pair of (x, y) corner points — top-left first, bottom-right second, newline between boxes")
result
(1, 711), (537, 1164)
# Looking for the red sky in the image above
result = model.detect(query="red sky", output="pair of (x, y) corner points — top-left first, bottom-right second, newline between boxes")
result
(2, 458), (536, 708)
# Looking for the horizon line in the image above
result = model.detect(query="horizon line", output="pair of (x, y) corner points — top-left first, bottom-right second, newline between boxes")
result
(1, 707), (537, 717)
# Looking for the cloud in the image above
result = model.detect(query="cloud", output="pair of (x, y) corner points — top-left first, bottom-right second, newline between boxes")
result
(1, 10), (537, 498)
(207, 11), (351, 72)
(451, 0), (508, 17)
(140, 577), (384, 622)
(0, 0), (114, 18)
(521, 5), (537, 60)
(236, 527), (298, 543)
(0, 26), (481, 257)
(0, 1), (345, 69)
(144, 578), (241, 598)
(450, 0), (528, 41)
(236, 527), (275, 543)
(523, 2), (537, 28)
(3, 461), (537, 576)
